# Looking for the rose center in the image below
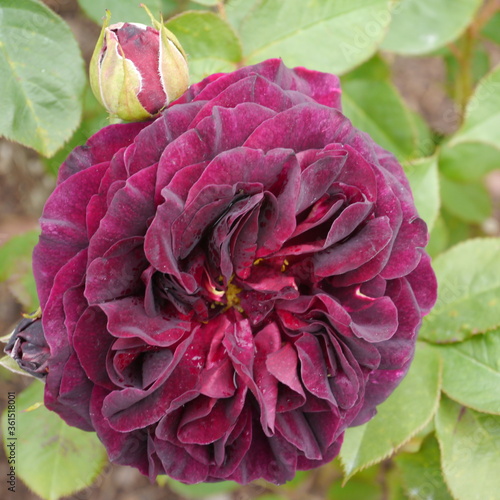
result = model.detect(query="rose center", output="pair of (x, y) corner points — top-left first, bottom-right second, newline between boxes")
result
(224, 281), (243, 312)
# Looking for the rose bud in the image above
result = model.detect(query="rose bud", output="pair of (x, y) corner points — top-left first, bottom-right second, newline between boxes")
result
(90, 9), (189, 122)
(5, 314), (49, 380)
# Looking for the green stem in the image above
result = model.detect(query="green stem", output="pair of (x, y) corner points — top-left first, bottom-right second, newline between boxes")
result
(458, 27), (474, 117)
(455, 0), (500, 117)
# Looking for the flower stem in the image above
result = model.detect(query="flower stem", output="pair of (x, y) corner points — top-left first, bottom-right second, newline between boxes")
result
(458, 27), (475, 117)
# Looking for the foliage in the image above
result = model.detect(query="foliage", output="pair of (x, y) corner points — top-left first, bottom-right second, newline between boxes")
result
(1, 381), (107, 500)
(0, 0), (85, 157)
(1, 0), (500, 499)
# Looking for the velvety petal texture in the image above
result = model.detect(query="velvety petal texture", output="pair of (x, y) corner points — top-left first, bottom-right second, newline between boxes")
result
(29, 59), (436, 484)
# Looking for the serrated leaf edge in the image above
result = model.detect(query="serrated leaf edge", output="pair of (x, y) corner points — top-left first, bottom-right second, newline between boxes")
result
(420, 237), (500, 343)
(0, 0), (84, 157)
(433, 396), (492, 500)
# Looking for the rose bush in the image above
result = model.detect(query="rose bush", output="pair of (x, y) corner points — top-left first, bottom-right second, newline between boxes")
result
(31, 59), (436, 484)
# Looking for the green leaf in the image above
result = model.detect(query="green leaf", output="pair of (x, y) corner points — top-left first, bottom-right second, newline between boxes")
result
(342, 54), (391, 81)
(449, 64), (500, 150)
(0, 0), (85, 157)
(439, 173), (491, 223)
(167, 478), (239, 497)
(435, 329), (500, 414)
(404, 156), (440, 232)
(329, 478), (381, 499)
(341, 79), (426, 160)
(395, 435), (453, 500)
(162, 0), (179, 14)
(481, 11), (500, 45)
(161, 0), (208, 16)
(166, 11), (242, 83)
(339, 343), (442, 481)
(386, 469), (408, 500)
(381, 0), (482, 55)
(441, 209), (472, 247)
(229, 0), (393, 75)
(439, 142), (500, 182)
(435, 396), (500, 500)
(0, 231), (39, 282)
(0, 230), (40, 310)
(1, 382), (107, 500)
(79, 0), (162, 25)
(329, 465), (382, 500)
(43, 86), (108, 176)
(419, 238), (500, 343)
(282, 470), (309, 491)
(0, 355), (33, 377)
(191, 0), (219, 5)
(409, 111), (437, 158)
(426, 215), (450, 258)
(225, 0), (261, 32)
(341, 57), (434, 161)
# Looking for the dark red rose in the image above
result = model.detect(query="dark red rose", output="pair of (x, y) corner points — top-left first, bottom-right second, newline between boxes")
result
(29, 59), (436, 484)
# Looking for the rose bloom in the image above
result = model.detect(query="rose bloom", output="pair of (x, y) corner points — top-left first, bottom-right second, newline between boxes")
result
(31, 59), (436, 484)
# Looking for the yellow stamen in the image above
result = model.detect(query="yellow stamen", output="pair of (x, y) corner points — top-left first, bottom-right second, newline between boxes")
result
(225, 281), (243, 313)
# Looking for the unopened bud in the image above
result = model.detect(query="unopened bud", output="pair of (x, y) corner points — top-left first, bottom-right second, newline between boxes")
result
(5, 314), (49, 380)
(90, 8), (189, 121)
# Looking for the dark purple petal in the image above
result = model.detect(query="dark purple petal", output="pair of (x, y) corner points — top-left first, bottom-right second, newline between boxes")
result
(34, 164), (107, 308)
(99, 297), (190, 347)
(85, 237), (148, 304)
(88, 164), (157, 260)
(125, 101), (205, 176)
(295, 334), (336, 404)
(244, 104), (355, 152)
(313, 217), (393, 277)
(404, 251), (437, 314)
(350, 296), (398, 342)
(90, 386), (150, 473)
(57, 122), (149, 183)
(73, 306), (115, 390)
